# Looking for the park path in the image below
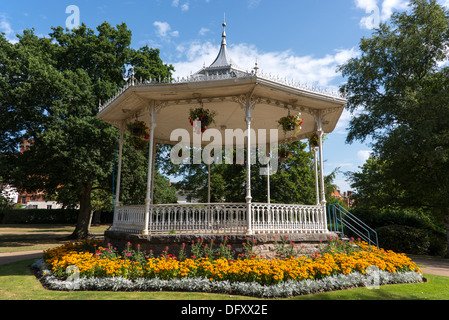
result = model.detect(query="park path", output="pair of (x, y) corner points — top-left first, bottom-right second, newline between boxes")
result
(0, 231), (102, 266)
(410, 256), (449, 277)
(0, 250), (43, 265)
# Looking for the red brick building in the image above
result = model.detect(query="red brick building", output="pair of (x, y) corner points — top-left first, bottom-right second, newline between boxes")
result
(331, 189), (354, 207)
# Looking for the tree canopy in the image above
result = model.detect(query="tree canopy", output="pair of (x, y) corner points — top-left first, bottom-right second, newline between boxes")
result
(0, 22), (176, 238)
(340, 0), (449, 256)
(166, 141), (338, 206)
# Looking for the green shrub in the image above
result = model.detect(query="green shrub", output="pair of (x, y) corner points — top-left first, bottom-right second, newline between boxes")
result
(348, 206), (447, 256)
(427, 230), (447, 256)
(376, 225), (430, 255)
(350, 207), (434, 230)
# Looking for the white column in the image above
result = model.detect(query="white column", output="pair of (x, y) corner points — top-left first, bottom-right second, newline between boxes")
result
(150, 140), (157, 204)
(316, 113), (327, 232)
(267, 158), (271, 204)
(143, 105), (156, 235)
(112, 122), (125, 229)
(317, 129), (326, 207)
(313, 146), (320, 206)
(245, 101), (253, 235)
(207, 163), (211, 203)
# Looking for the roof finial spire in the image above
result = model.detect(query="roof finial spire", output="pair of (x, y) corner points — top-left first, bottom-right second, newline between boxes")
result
(253, 58), (259, 75)
(221, 13), (227, 45)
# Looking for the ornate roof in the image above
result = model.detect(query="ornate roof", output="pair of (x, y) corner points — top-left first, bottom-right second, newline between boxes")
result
(97, 19), (347, 146)
(194, 20), (250, 78)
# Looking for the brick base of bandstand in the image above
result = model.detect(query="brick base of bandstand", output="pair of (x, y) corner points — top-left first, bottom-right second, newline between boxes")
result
(104, 231), (337, 259)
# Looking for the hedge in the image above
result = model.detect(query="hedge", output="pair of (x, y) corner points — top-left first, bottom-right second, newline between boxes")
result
(0, 209), (113, 224)
(0, 209), (79, 224)
(347, 207), (447, 256)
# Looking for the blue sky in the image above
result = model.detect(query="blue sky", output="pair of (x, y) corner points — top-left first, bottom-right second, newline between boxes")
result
(2, 0), (444, 192)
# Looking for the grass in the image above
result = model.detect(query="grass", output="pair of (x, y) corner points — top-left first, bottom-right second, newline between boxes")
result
(1, 224), (448, 301)
(0, 259), (256, 300)
(0, 224), (110, 253)
(0, 259), (447, 300)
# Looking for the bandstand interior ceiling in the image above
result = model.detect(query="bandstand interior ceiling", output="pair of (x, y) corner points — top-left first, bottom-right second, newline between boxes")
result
(98, 77), (346, 147)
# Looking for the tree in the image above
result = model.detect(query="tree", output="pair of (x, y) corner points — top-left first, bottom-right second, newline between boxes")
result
(118, 143), (178, 205)
(129, 46), (174, 81)
(339, 0), (449, 256)
(345, 156), (405, 208)
(167, 141), (336, 205)
(0, 23), (174, 239)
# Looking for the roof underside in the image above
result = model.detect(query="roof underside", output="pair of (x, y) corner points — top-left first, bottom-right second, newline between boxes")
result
(97, 76), (346, 147)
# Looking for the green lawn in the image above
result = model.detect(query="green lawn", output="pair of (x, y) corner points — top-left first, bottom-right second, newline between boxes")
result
(1, 224), (448, 301)
(0, 259), (448, 300)
(0, 224), (109, 253)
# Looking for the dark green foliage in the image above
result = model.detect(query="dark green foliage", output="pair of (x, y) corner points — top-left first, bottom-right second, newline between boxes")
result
(376, 225), (431, 255)
(340, 0), (449, 256)
(0, 22), (175, 238)
(167, 141), (336, 205)
(0, 209), (78, 224)
(129, 46), (174, 81)
(349, 207), (446, 256)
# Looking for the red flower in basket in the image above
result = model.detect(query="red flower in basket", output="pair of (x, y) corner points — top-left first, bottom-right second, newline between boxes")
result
(188, 107), (217, 131)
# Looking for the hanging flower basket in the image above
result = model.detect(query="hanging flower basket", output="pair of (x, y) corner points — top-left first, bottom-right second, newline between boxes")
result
(278, 146), (291, 163)
(308, 133), (324, 148)
(127, 120), (149, 137)
(189, 107), (217, 133)
(308, 134), (319, 148)
(127, 120), (149, 150)
(278, 114), (303, 135)
(129, 136), (147, 150)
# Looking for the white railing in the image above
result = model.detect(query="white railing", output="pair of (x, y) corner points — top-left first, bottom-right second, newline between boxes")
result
(112, 203), (248, 234)
(98, 73), (345, 114)
(111, 203), (327, 235)
(112, 205), (146, 233)
(149, 203), (248, 234)
(251, 203), (327, 234)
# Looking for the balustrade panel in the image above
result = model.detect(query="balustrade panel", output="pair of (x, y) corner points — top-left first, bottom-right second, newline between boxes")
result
(251, 203), (327, 234)
(111, 203), (326, 234)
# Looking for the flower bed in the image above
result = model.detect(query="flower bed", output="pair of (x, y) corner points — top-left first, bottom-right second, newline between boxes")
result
(31, 238), (424, 298)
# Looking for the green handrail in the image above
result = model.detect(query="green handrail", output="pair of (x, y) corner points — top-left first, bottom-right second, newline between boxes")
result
(328, 203), (378, 248)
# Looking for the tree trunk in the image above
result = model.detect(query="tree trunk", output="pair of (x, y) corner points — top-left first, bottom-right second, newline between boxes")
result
(68, 183), (93, 240)
(445, 212), (449, 259)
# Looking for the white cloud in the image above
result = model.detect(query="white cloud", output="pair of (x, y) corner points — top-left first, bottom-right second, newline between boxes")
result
(181, 3), (190, 11)
(334, 109), (352, 135)
(172, 0), (190, 11)
(356, 0), (449, 29)
(439, 0), (449, 7)
(355, 0), (378, 10)
(153, 21), (179, 39)
(0, 14), (17, 43)
(355, 0), (409, 29)
(357, 150), (372, 163)
(171, 41), (359, 89)
(199, 27), (210, 36)
(248, 0), (261, 8)
(380, 0), (409, 20)
(334, 179), (353, 192)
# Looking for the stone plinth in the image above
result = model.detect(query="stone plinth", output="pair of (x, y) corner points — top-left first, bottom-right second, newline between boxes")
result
(104, 231), (337, 259)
